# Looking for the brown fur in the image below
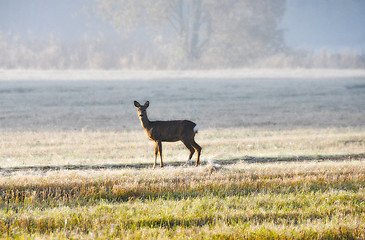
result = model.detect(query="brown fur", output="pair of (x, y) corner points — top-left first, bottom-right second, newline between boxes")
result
(134, 101), (202, 168)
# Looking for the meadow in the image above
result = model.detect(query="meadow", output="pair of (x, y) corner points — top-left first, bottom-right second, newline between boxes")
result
(1, 128), (364, 239)
(1, 72), (365, 238)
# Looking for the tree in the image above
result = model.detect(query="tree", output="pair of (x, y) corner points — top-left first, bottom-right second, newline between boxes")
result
(203, 0), (286, 67)
(94, 0), (286, 68)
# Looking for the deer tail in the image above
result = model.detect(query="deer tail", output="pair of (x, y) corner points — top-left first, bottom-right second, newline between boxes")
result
(193, 124), (199, 133)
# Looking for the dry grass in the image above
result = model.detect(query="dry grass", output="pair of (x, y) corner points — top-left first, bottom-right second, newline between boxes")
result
(0, 160), (364, 239)
(0, 128), (364, 239)
(1, 128), (364, 169)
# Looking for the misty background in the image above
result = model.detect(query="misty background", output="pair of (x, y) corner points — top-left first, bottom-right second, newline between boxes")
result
(1, 0), (364, 69)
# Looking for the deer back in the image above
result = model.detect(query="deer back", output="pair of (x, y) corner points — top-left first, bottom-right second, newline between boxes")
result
(146, 120), (196, 142)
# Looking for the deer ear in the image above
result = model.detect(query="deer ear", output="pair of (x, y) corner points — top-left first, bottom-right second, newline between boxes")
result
(134, 101), (141, 108)
(144, 101), (150, 108)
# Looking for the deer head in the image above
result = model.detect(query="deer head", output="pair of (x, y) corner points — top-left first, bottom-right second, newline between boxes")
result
(134, 101), (149, 119)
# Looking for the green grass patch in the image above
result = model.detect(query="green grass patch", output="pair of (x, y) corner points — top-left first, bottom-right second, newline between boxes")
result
(1, 160), (364, 239)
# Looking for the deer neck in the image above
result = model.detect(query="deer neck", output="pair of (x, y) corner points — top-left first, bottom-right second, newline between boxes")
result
(139, 113), (151, 130)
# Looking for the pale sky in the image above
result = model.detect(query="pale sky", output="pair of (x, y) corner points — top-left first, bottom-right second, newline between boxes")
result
(1, 0), (364, 51)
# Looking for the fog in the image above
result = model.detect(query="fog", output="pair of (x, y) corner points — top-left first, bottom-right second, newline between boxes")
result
(0, 0), (364, 69)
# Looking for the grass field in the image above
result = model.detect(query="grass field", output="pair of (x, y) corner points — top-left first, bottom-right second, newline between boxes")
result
(1, 74), (365, 238)
(1, 128), (364, 239)
(1, 128), (364, 169)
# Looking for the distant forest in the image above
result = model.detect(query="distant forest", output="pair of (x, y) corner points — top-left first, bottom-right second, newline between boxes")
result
(1, 0), (364, 69)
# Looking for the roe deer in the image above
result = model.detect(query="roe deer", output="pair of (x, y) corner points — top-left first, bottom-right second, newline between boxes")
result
(134, 101), (202, 168)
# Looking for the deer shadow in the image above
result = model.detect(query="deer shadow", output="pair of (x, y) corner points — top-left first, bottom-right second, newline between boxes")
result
(1, 153), (363, 175)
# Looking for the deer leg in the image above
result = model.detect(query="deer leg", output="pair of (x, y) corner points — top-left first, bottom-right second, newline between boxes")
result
(192, 140), (202, 167)
(182, 140), (195, 166)
(157, 140), (163, 168)
(153, 142), (159, 169)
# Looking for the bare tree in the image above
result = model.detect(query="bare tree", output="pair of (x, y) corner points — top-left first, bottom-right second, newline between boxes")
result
(95, 0), (286, 68)
(95, 0), (212, 65)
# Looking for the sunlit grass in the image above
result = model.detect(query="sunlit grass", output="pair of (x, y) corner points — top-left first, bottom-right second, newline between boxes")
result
(1, 160), (364, 239)
(0, 128), (364, 238)
(1, 128), (364, 168)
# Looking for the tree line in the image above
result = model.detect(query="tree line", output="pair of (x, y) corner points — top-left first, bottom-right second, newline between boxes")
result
(0, 0), (364, 69)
